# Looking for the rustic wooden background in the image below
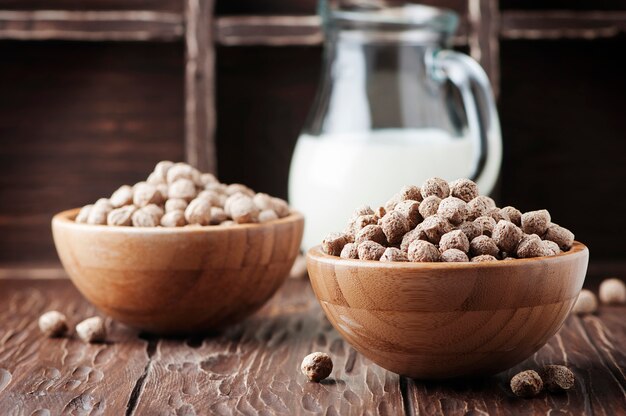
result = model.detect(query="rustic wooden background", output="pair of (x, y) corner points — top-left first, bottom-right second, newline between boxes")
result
(0, 0), (625, 280)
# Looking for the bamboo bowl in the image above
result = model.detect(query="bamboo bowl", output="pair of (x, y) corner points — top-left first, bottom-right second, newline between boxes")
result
(307, 242), (589, 379)
(52, 208), (304, 334)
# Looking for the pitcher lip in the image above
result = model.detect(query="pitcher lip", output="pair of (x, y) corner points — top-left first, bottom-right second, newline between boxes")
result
(330, 4), (459, 34)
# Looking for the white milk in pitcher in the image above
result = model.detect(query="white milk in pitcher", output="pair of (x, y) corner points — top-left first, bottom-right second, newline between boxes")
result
(289, 128), (500, 250)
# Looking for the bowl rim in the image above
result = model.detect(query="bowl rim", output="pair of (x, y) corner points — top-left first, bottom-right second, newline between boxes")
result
(307, 241), (588, 270)
(53, 207), (304, 234)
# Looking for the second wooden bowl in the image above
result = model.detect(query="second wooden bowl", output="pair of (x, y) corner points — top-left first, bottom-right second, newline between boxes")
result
(307, 243), (589, 379)
(52, 208), (304, 334)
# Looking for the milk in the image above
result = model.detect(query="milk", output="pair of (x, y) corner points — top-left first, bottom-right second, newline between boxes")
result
(288, 129), (501, 250)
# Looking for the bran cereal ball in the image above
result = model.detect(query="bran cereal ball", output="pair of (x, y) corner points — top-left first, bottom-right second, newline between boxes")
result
(384, 194), (401, 212)
(340, 243), (358, 259)
(471, 254), (498, 263)
(353, 205), (375, 218)
(398, 185), (423, 202)
(107, 205), (136, 226)
(441, 249), (469, 263)
(169, 178), (197, 202)
(322, 232), (349, 256)
(421, 215), (452, 244)
(358, 240), (386, 261)
(599, 278), (626, 305)
(271, 197), (290, 218)
(517, 234), (549, 259)
(380, 247), (409, 262)
(400, 225), (428, 252)
(301, 352), (333, 382)
(458, 221), (482, 241)
(393, 200), (422, 228)
(439, 230), (470, 253)
(226, 183), (255, 198)
(572, 289), (597, 314)
(379, 211), (410, 245)
(492, 220), (523, 253)
(110, 185), (134, 208)
(510, 370), (543, 398)
(521, 209), (551, 236)
(541, 365), (575, 393)
(184, 198), (212, 225)
(355, 224), (387, 246)
(197, 190), (223, 207)
(467, 195), (496, 220)
(543, 223), (575, 250)
(165, 198), (188, 213)
(39, 311), (68, 337)
(437, 196), (468, 225)
(543, 240), (561, 256)
(87, 198), (114, 225)
(76, 316), (106, 343)
(418, 195), (441, 219)
(153, 160), (174, 182)
(76, 204), (93, 224)
(210, 207), (228, 224)
(258, 209), (278, 223)
(374, 206), (386, 219)
(229, 195), (260, 224)
(449, 178), (479, 203)
(200, 172), (218, 186)
(252, 193), (273, 211)
(144, 204), (164, 219)
(487, 207), (510, 223)
(133, 183), (164, 207)
(160, 210), (186, 227)
(205, 182), (227, 194)
(500, 206), (522, 226)
(348, 214), (378, 238)
(470, 235), (500, 257)
(421, 177), (450, 199)
(166, 162), (195, 184)
(408, 240), (441, 262)
(132, 206), (159, 227)
(474, 216), (497, 237)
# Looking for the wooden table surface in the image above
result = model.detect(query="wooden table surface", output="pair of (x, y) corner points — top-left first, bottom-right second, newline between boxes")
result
(0, 276), (624, 415)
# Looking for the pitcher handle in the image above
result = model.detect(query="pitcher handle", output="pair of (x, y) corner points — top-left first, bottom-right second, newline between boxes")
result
(432, 50), (501, 185)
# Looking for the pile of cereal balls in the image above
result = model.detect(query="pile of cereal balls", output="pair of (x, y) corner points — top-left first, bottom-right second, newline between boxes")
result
(321, 178), (574, 263)
(75, 161), (290, 227)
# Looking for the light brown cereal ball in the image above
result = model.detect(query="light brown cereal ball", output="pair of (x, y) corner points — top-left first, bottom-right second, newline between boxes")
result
(197, 190), (223, 206)
(398, 185), (423, 202)
(200, 172), (218, 186)
(39, 311), (68, 337)
(437, 196), (468, 225)
(144, 204), (164, 219)
(76, 317), (106, 343)
(156, 183), (169, 200)
(418, 195), (441, 219)
(271, 197), (290, 218)
(467, 195), (496, 220)
(421, 215), (452, 244)
(358, 240), (386, 261)
(207, 207), (226, 225)
(133, 183), (164, 207)
(543, 240), (561, 256)
(226, 183), (255, 197)
(380, 247), (408, 262)
(87, 199), (113, 225)
(76, 204), (93, 223)
(541, 365), (575, 393)
(599, 278), (626, 305)
(421, 177), (450, 199)
(470, 235), (499, 257)
(229, 195), (260, 224)
(166, 162), (195, 184)
(449, 178), (479, 203)
(259, 209), (278, 223)
(439, 230), (470, 253)
(169, 178), (197, 202)
(492, 220), (523, 253)
(355, 224), (387, 246)
(441, 249), (469, 263)
(165, 198), (188, 213)
(107, 205), (136, 226)
(474, 216), (497, 236)
(161, 210), (186, 227)
(322, 232), (349, 256)
(543, 224), (574, 250)
(205, 182), (227, 194)
(517, 234), (549, 258)
(110, 185), (134, 208)
(374, 206), (386, 219)
(153, 160), (174, 182)
(521, 209), (551, 236)
(471, 254), (498, 262)
(340, 243), (358, 259)
(353, 205), (375, 217)
(347, 214), (378, 238)
(487, 207), (510, 223)
(185, 198), (212, 225)
(301, 352), (333, 382)
(408, 240), (441, 262)
(400, 225), (428, 252)
(384, 194), (401, 212)
(510, 370), (543, 398)
(458, 221), (482, 241)
(393, 200), (422, 228)
(252, 193), (273, 211)
(500, 206), (522, 226)
(132, 206), (160, 227)
(379, 211), (410, 245)
(572, 289), (597, 314)
(147, 171), (165, 185)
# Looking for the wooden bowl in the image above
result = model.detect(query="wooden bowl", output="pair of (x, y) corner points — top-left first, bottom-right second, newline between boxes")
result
(52, 208), (304, 334)
(307, 242), (589, 379)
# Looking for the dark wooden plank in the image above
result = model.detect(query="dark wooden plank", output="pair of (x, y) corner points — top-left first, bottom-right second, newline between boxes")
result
(216, 16), (323, 47)
(0, 0), (182, 12)
(500, 1), (626, 11)
(403, 310), (626, 415)
(0, 279), (150, 414)
(133, 278), (404, 415)
(185, 0), (217, 173)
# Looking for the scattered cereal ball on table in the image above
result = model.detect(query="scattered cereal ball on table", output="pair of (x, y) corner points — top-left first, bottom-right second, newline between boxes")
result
(161, 210), (186, 227)
(421, 177), (449, 199)
(340, 243), (359, 259)
(521, 209), (551, 236)
(110, 185), (134, 208)
(517, 234), (549, 259)
(76, 317), (106, 343)
(471, 254), (498, 262)
(474, 216), (497, 237)
(492, 220), (523, 253)
(39, 311), (68, 337)
(543, 224), (574, 251)
(571, 289), (597, 314)
(379, 211), (410, 245)
(408, 240), (441, 262)
(467, 195), (496, 220)
(449, 178), (479, 203)
(107, 206), (136, 226)
(393, 200), (421, 228)
(437, 197), (468, 225)
(355, 224), (387, 246)
(439, 230), (470, 253)
(380, 247), (408, 262)
(358, 241), (386, 260)
(418, 195), (441, 219)
(301, 352), (333, 382)
(322, 232), (349, 256)
(500, 206), (522, 226)
(421, 215), (452, 244)
(470, 235), (499, 258)
(441, 249), (469, 263)
(510, 370), (543, 398)
(599, 278), (626, 305)
(541, 365), (575, 393)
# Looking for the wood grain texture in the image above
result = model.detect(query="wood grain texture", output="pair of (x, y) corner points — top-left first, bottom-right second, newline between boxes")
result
(307, 243), (589, 379)
(51, 208), (304, 334)
(0, 0), (182, 12)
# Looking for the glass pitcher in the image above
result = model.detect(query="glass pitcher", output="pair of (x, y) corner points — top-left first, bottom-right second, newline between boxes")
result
(289, 4), (502, 250)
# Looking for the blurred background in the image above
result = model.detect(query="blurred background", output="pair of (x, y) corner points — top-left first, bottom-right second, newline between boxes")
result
(0, 0), (624, 283)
